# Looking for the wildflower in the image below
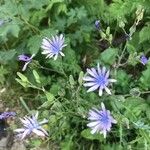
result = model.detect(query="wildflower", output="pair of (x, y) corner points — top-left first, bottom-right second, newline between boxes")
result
(0, 18), (12, 27)
(95, 20), (100, 29)
(18, 54), (35, 71)
(87, 102), (117, 138)
(0, 20), (4, 26)
(41, 34), (67, 60)
(83, 63), (116, 96)
(14, 112), (48, 140)
(140, 55), (148, 65)
(0, 112), (16, 119)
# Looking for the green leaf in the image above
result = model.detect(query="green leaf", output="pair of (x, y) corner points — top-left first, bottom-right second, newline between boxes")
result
(0, 65), (9, 84)
(23, 0), (49, 10)
(139, 25), (150, 43)
(123, 97), (148, 120)
(17, 72), (29, 83)
(0, 24), (20, 41)
(27, 35), (42, 54)
(100, 48), (118, 65)
(81, 129), (103, 141)
(39, 100), (53, 108)
(0, 50), (16, 64)
(115, 69), (131, 93)
(78, 71), (84, 85)
(45, 91), (55, 102)
(69, 75), (75, 86)
(30, 9), (47, 25)
(33, 70), (41, 84)
(46, 0), (64, 12)
(60, 138), (74, 150)
(15, 78), (29, 88)
(139, 65), (150, 89)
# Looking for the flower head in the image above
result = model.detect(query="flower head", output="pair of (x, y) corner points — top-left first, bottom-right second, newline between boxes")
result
(41, 34), (67, 60)
(95, 20), (100, 29)
(0, 112), (16, 119)
(140, 55), (148, 65)
(18, 54), (35, 71)
(87, 102), (117, 138)
(14, 112), (48, 140)
(83, 64), (116, 96)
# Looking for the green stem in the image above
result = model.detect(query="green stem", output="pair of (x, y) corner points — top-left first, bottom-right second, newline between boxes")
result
(119, 124), (123, 146)
(20, 97), (30, 113)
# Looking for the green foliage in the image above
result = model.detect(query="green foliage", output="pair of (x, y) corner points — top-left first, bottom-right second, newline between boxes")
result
(139, 25), (150, 43)
(0, 49), (16, 64)
(1, 0), (150, 149)
(81, 129), (103, 141)
(100, 48), (118, 65)
(139, 65), (150, 89)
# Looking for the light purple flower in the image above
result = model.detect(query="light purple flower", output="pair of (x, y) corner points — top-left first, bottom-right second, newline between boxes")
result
(18, 54), (35, 71)
(0, 112), (16, 119)
(83, 63), (116, 96)
(41, 34), (67, 60)
(95, 20), (100, 29)
(14, 112), (48, 140)
(140, 55), (148, 65)
(87, 102), (117, 138)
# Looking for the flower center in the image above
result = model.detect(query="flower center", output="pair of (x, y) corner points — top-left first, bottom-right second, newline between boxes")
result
(100, 113), (109, 124)
(51, 43), (61, 54)
(96, 75), (107, 86)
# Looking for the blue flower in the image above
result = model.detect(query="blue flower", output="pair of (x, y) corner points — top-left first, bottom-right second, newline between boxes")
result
(18, 54), (35, 71)
(41, 34), (67, 60)
(140, 55), (149, 65)
(83, 64), (116, 96)
(95, 20), (100, 29)
(87, 102), (117, 138)
(0, 112), (16, 119)
(14, 112), (48, 140)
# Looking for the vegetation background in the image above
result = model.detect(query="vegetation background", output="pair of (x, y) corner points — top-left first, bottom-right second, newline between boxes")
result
(0, 0), (150, 149)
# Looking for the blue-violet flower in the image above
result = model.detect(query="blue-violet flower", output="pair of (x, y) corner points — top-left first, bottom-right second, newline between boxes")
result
(140, 55), (148, 65)
(95, 20), (100, 29)
(87, 102), (117, 138)
(0, 112), (16, 119)
(14, 112), (48, 140)
(83, 63), (116, 96)
(41, 34), (67, 60)
(18, 54), (35, 71)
